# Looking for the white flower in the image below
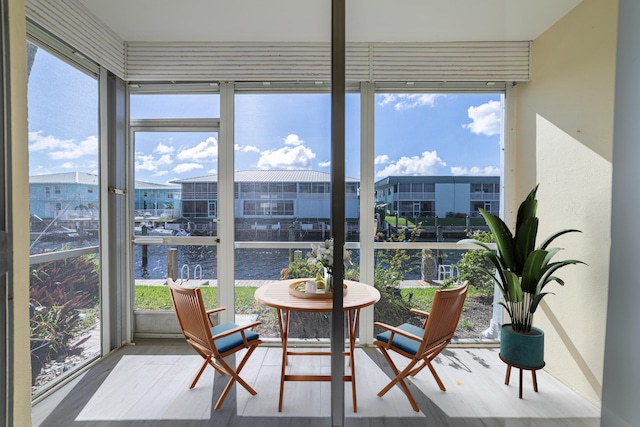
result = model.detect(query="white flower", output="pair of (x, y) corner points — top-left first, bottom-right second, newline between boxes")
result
(307, 239), (351, 274)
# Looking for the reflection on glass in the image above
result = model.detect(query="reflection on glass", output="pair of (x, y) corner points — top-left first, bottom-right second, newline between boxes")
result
(27, 41), (101, 395)
(132, 129), (220, 313)
(373, 92), (503, 342)
(130, 94), (220, 119)
(234, 93), (360, 339)
(30, 255), (101, 394)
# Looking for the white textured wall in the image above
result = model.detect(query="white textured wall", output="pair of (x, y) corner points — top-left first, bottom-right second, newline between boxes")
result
(514, 0), (617, 405)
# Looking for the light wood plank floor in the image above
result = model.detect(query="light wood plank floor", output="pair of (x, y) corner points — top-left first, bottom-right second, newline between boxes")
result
(32, 340), (601, 426)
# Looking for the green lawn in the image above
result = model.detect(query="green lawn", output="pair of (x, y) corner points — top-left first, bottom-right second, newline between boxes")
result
(135, 284), (489, 312)
(384, 215), (414, 227)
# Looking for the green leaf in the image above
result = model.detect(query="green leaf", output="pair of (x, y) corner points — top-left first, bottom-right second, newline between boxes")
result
(457, 238), (493, 251)
(529, 292), (553, 314)
(515, 185), (538, 234)
(504, 270), (522, 302)
(514, 217), (538, 274)
(538, 259), (586, 292)
(479, 208), (515, 271)
(474, 265), (506, 295)
(539, 229), (582, 250)
(542, 247), (562, 266)
(521, 250), (547, 294)
(495, 301), (513, 320)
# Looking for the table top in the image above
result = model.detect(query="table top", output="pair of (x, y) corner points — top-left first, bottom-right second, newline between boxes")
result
(254, 279), (380, 312)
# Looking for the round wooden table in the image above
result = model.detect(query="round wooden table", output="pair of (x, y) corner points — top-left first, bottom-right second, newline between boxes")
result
(254, 279), (380, 412)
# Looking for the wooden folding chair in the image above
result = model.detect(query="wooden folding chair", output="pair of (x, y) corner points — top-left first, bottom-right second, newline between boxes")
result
(168, 278), (262, 410)
(373, 281), (469, 411)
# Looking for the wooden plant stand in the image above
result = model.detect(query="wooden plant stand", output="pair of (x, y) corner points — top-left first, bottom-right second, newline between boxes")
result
(499, 354), (545, 399)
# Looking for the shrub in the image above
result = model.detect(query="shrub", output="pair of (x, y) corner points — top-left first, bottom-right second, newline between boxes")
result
(30, 255), (100, 358)
(444, 229), (496, 290)
(280, 258), (317, 280)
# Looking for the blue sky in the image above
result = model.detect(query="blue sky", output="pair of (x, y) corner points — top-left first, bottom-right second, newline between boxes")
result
(27, 46), (502, 184)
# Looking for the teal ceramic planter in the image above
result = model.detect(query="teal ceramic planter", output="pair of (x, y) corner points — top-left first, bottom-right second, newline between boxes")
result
(500, 324), (545, 369)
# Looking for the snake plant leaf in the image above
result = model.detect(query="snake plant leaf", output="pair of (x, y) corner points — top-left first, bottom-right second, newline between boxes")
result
(481, 249), (506, 271)
(542, 247), (562, 267)
(496, 301), (513, 319)
(514, 217), (539, 275)
(541, 276), (563, 289)
(515, 185), (538, 233)
(539, 229), (582, 250)
(521, 249), (547, 294)
(479, 208), (515, 271)
(461, 185), (584, 330)
(529, 292), (553, 314)
(538, 259), (586, 293)
(474, 265), (507, 296)
(457, 238), (493, 251)
(504, 270), (523, 302)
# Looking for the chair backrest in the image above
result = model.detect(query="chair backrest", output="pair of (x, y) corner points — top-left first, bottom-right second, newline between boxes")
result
(419, 281), (469, 354)
(168, 278), (216, 356)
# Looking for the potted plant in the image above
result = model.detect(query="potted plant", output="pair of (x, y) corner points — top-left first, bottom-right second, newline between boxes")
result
(460, 185), (585, 368)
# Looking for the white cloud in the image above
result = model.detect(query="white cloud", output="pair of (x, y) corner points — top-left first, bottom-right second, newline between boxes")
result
(256, 133), (317, 169)
(153, 170), (169, 177)
(284, 134), (304, 146)
(177, 136), (218, 162)
(134, 152), (172, 173)
(451, 166), (500, 176)
(173, 163), (204, 174)
(29, 131), (98, 160)
(318, 160), (331, 168)
(375, 151), (446, 178)
(375, 154), (390, 165)
(258, 145), (316, 169)
(155, 143), (174, 154)
(378, 94), (442, 111)
(463, 100), (502, 136)
(60, 162), (75, 169)
(235, 143), (260, 153)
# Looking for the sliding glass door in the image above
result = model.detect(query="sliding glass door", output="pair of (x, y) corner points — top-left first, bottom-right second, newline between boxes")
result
(129, 92), (221, 336)
(27, 41), (101, 396)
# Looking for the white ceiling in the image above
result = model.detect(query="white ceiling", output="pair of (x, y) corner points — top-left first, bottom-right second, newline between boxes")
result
(78, 0), (582, 43)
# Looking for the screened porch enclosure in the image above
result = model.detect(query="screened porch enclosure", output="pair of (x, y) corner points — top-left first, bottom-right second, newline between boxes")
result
(19, 1), (619, 426)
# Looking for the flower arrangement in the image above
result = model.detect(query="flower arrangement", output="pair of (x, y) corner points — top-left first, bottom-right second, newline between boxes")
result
(307, 239), (351, 292)
(307, 239), (351, 275)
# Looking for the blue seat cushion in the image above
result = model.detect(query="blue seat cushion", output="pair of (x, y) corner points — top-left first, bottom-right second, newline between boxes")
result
(376, 323), (424, 355)
(211, 322), (259, 353)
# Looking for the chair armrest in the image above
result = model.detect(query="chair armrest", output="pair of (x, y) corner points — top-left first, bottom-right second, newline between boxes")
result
(205, 307), (227, 327)
(374, 322), (422, 342)
(211, 321), (262, 340)
(206, 307), (226, 316)
(410, 308), (429, 318)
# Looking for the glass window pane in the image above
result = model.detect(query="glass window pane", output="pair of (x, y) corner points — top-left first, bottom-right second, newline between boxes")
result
(235, 93), (360, 339)
(373, 92), (502, 342)
(30, 254), (101, 392)
(130, 94), (220, 119)
(132, 128), (219, 319)
(27, 42), (101, 394)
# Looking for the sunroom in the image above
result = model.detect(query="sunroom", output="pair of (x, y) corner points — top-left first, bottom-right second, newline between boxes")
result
(4, 0), (638, 425)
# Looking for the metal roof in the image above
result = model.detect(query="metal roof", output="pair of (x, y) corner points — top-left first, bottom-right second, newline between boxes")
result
(29, 172), (179, 189)
(134, 180), (180, 190)
(171, 170), (359, 184)
(29, 172), (99, 185)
